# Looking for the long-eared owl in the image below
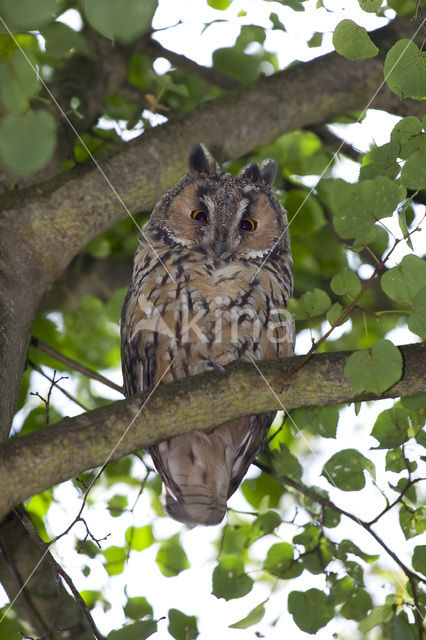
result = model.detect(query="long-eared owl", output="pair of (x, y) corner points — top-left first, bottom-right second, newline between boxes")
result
(121, 144), (294, 526)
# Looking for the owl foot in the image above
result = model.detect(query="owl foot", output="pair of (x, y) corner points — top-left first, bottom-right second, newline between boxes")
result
(206, 360), (226, 373)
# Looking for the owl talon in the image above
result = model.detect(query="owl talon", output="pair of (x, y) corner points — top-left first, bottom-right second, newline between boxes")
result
(206, 360), (226, 373)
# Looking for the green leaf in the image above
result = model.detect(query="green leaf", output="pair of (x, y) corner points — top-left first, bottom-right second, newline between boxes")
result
(287, 288), (331, 320)
(107, 620), (157, 640)
(81, 590), (103, 610)
(344, 339), (403, 394)
(322, 449), (375, 491)
(329, 575), (355, 606)
(338, 539), (379, 563)
(371, 407), (411, 448)
(242, 472), (284, 509)
(326, 302), (347, 327)
(285, 189), (325, 234)
(245, 511), (282, 546)
(271, 444), (303, 480)
(229, 600), (267, 629)
(41, 22), (91, 57)
(269, 12), (286, 31)
(108, 494), (128, 517)
(212, 555), (254, 600)
(292, 405), (339, 439)
(384, 39), (426, 100)
(293, 524), (321, 550)
(103, 546), (126, 576)
(156, 535), (189, 577)
(398, 208), (414, 250)
(392, 478), (417, 504)
(386, 448), (417, 473)
(399, 505), (426, 539)
(333, 19), (378, 60)
(207, 0), (232, 8)
(399, 132), (426, 160)
(359, 605), (394, 632)
(386, 611), (416, 640)
(288, 589), (334, 633)
(391, 116), (422, 145)
(401, 147), (426, 189)
(168, 609), (199, 640)
(302, 538), (334, 575)
(346, 560), (365, 585)
(307, 32), (323, 47)
(331, 268), (361, 298)
(330, 176), (404, 239)
(236, 25), (266, 48)
(0, 49), (40, 112)
(387, 0), (418, 14)
(412, 545), (426, 575)
(358, 0), (382, 11)
(341, 588), (373, 621)
(263, 542), (297, 578)
(0, 0), (56, 32)
(409, 288), (426, 338)
(381, 255), (426, 305)
(125, 525), (154, 551)
(359, 142), (400, 181)
(124, 597), (153, 621)
(323, 506), (341, 528)
(0, 609), (23, 638)
(213, 47), (261, 84)
(83, 0), (157, 43)
(0, 110), (56, 175)
(270, 0), (305, 10)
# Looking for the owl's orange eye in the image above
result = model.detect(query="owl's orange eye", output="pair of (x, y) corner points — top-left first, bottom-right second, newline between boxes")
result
(191, 209), (208, 222)
(240, 218), (257, 232)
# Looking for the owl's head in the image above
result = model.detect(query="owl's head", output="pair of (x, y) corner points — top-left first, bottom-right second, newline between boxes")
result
(146, 144), (290, 264)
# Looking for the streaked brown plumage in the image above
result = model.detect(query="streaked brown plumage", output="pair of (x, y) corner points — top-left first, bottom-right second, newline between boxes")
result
(121, 144), (294, 526)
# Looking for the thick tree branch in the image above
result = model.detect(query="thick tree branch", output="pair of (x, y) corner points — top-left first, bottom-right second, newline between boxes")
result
(0, 343), (424, 523)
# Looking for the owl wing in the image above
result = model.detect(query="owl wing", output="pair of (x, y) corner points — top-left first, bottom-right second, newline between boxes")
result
(121, 286), (158, 395)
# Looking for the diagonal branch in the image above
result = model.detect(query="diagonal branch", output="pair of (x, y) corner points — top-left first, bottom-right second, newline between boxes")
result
(0, 343), (424, 523)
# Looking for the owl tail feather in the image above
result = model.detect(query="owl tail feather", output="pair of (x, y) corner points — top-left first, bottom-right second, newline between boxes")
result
(149, 416), (271, 527)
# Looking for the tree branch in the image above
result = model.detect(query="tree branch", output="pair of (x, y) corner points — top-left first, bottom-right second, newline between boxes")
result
(145, 38), (239, 90)
(0, 511), (94, 639)
(0, 343), (424, 523)
(30, 337), (124, 394)
(253, 463), (426, 586)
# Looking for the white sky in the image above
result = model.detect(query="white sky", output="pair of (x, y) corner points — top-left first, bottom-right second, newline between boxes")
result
(2, 1), (425, 639)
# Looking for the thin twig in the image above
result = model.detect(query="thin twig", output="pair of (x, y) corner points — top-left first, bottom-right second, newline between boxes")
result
(29, 361), (89, 412)
(30, 370), (68, 425)
(15, 508), (104, 640)
(367, 477), (424, 526)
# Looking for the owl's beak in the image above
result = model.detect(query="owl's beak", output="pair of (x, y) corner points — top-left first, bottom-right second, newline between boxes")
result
(212, 229), (230, 259)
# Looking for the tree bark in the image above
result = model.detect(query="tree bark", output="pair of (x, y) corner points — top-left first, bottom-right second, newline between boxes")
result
(0, 343), (424, 524)
(0, 510), (95, 639)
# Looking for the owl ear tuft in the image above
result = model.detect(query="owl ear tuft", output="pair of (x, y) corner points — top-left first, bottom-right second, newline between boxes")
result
(189, 143), (218, 175)
(240, 159), (277, 186)
(259, 159), (278, 185)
